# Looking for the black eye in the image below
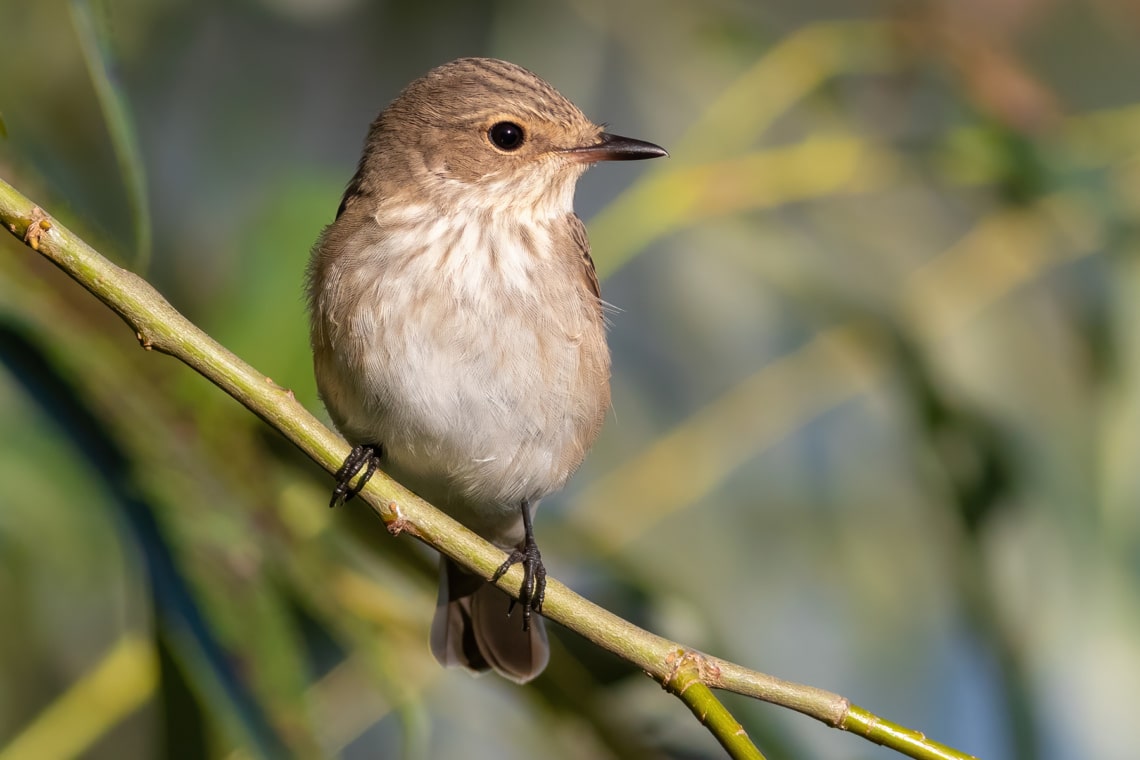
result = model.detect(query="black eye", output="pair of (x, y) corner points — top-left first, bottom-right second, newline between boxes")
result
(488, 121), (525, 151)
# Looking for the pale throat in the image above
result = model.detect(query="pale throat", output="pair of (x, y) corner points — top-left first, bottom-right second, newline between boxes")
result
(375, 169), (582, 296)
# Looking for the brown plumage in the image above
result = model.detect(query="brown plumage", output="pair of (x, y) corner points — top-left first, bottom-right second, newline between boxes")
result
(307, 57), (666, 683)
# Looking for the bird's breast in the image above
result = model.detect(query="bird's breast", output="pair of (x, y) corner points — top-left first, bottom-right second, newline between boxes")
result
(313, 214), (610, 536)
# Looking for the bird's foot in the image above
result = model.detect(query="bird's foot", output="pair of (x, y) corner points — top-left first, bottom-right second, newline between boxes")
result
(490, 500), (546, 632)
(329, 443), (382, 508)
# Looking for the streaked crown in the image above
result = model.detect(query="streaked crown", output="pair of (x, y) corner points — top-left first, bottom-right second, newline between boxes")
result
(353, 58), (603, 214)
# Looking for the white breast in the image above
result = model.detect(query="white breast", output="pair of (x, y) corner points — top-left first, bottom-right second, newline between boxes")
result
(313, 210), (609, 542)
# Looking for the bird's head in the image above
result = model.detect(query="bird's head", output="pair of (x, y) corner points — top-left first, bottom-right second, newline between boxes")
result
(363, 57), (667, 218)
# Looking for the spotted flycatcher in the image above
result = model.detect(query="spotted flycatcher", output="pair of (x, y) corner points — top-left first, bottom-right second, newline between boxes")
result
(307, 57), (666, 683)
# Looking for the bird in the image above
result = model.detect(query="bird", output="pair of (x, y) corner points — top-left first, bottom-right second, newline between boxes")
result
(306, 57), (666, 683)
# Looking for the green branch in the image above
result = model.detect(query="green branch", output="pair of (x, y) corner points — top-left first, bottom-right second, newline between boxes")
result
(664, 650), (767, 760)
(0, 176), (977, 760)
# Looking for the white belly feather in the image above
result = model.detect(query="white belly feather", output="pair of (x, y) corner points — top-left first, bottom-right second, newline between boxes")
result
(313, 213), (608, 541)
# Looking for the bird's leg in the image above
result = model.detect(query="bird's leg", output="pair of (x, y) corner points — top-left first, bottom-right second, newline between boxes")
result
(490, 499), (546, 631)
(329, 443), (382, 508)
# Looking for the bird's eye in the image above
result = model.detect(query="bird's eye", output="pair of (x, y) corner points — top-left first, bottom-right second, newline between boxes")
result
(488, 121), (525, 151)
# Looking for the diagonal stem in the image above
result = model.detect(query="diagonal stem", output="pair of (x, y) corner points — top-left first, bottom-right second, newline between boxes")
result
(0, 176), (977, 760)
(664, 650), (767, 760)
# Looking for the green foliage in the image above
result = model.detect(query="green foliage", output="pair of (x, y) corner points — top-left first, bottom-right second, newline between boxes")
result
(2, 2), (1139, 759)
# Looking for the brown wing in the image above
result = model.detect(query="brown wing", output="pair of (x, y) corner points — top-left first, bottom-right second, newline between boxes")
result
(566, 213), (601, 304)
(336, 169), (366, 219)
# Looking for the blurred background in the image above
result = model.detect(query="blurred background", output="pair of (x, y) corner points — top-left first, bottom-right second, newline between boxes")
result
(2, 0), (1139, 758)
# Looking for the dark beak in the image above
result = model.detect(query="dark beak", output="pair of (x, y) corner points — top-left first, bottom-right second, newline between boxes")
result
(563, 132), (669, 163)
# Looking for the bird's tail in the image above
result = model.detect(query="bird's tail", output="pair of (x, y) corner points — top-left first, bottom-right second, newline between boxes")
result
(430, 557), (549, 683)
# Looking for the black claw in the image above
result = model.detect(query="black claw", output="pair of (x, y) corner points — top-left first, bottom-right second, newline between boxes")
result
(532, 562), (547, 613)
(330, 444), (382, 508)
(490, 499), (546, 632)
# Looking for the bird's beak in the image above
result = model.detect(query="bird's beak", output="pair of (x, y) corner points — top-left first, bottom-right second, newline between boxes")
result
(562, 132), (669, 163)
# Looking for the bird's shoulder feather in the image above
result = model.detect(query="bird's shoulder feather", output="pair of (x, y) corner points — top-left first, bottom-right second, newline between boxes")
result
(564, 212), (600, 303)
